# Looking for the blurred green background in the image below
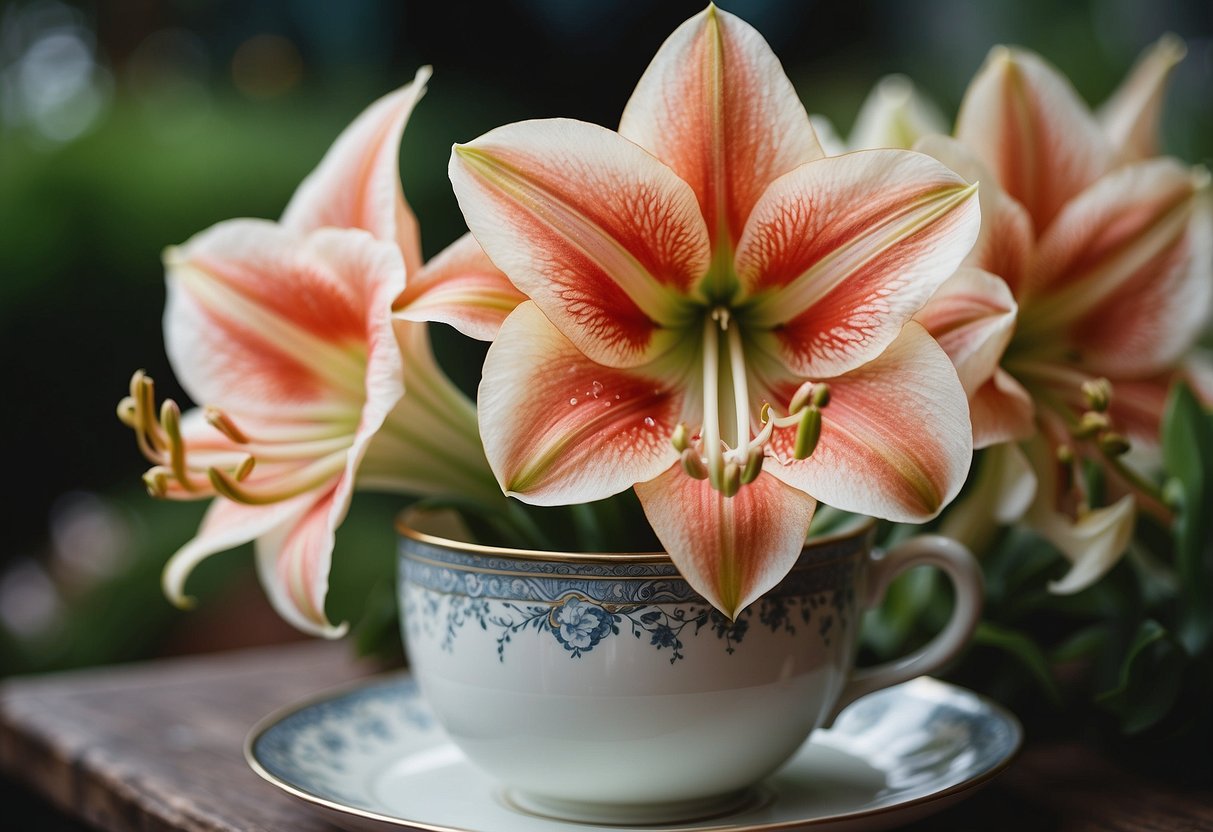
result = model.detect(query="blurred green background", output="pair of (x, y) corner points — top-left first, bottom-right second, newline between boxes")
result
(1, 0), (1210, 676)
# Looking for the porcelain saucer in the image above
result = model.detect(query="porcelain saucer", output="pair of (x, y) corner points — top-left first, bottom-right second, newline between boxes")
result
(246, 674), (1021, 832)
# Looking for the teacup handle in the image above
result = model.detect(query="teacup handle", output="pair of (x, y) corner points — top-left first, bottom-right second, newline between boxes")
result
(824, 535), (983, 727)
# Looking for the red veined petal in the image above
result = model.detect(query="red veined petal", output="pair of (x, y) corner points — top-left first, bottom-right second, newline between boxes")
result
(635, 467), (817, 619)
(450, 119), (710, 368)
(1098, 34), (1187, 164)
(915, 134), (1035, 294)
(956, 47), (1112, 231)
(1024, 160), (1208, 376)
(164, 221), (406, 421)
(254, 480), (351, 637)
(970, 369), (1037, 449)
(478, 302), (688, 505)
(618, 5), (822, 250)
(394, 232), (526, 340)
(738, 150), (979, 377)
(763, 322), (973, 521)
(914, 267), (1017, 396)
(282, 68), (430, 274)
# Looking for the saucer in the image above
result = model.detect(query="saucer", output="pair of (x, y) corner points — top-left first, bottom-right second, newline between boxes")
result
(246, 674), (1021, 832)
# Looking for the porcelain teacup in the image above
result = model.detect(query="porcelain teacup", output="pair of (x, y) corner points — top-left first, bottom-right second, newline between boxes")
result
(397, 509), (982, 825)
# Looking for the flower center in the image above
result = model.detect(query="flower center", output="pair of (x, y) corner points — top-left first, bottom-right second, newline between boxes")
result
(672, 307), (829, 496)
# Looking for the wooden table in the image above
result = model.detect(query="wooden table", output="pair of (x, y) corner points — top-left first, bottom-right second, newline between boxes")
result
(2, 642), (1210, 831)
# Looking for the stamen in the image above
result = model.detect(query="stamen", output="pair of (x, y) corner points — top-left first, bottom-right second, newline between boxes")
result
(725, 322), (751, 453)
(701, 312), (725, 488)
(205, 406), (250, 443)
(721, 461), (742, 497)
(671, 423), (691, 453)
(1098, 432), (1131, 457)
(1075, 411), (1110, 439)
(741, 446), (764, 484)
(160, 399), (197, 493)
(793, 406), (822, 460)
(1081, 378), (1112, 413)
(207, 451), (346, 505)
(680, 448), (709, 480)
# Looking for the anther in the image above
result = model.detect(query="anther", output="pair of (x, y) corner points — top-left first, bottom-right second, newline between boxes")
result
(143, 468), (169, 498)
(671, 423), (691, 453)
(116, 397), (137, 427)
(205, 406), (249, 444)
(809, 383), (831, 408)
(722, 461), (742, 497)
(794, 406), (822, 460)
(1099, 432), (1131, 457)
(741, 447), (764, 484)
(1075, 411), (1110, 439)
(1056, 444), (1075, 465)
(1081, 378), (1112, 413)
(680, 448), (709, 480)
(234, 455), (257, 481)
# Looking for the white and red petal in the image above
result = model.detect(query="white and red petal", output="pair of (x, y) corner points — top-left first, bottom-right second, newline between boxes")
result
(254, 480), (351, 638)
(765, 323), (973, 521)
(618, 5), (822, 250)
(1098, 34), (1187, 164)
(969, 369), (1036, 449)
(1026, 160), (1208, 376)
(449, 119), (710, 367)
(956, 47), (1112, 231)
(478, 302), (687, 505)
(849, 75), (948, 151)
(394, 232), (526, 340)
(737, 150), (980, 378)
(282, 68), (431, 274)
(914, 267), (1017, 396)
(915, 134), (1035, 294)
(164, 221), (406, 420)
(635, 466), (816, 619)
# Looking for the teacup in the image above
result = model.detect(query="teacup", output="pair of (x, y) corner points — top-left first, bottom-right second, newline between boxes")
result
(397, 508), (982, 825)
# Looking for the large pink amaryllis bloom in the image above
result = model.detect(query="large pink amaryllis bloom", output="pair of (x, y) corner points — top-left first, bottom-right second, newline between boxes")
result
(913, 41), (1212, 591)
(119, 69), (504, 636)
(448, 6), (980, 616)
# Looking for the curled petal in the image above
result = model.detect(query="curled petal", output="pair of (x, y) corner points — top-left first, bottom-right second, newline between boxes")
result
(478, 303), (686, 505)
(618, 5), (822, 250)
(394, 232), (525, 340)
(164, 221), (406, 420)
(254, 482), (352, 638)
(282, 68), (431, 274)
(450, 119), (710, 367)
(1025, 160), (1209, 376)
(764, 322), (973, 521)
(1098, 34), (1186, 164)
(914, 267), (1017, 396)
(940, 442), (1037, 553)
(849, 75), (948, 151)
(738, 150), (980, 377)
(970, 370), (1036, 449)
(160, 493), (334, 631)
(916, 134), (1035, 293)
(956, 46), (1112, 230)
(1037, 495), (1137, 595)
(636, 467), (817, 619)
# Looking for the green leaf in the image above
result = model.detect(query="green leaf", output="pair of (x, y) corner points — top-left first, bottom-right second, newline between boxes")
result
(1161, 383), (1213, 654)
(973, 621), (1062, 704)
(1096, 619), (1188, 735)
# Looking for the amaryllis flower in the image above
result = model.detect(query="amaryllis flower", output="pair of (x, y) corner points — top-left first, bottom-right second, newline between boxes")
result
(119, 69), (502, 636)
(913, 40), (1212, 590)
(449, 6), (980, 616)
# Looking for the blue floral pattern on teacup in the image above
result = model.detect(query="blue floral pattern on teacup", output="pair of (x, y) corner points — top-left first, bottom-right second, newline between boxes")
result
(550, 597), (618, 653)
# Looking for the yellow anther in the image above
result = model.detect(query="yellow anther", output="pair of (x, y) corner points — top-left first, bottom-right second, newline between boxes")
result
(788, 381), (815, 415)
(1056, 444), (1075, 465)
(1075, 411), (1110, 439)
(234, 455), (257, 481)
(1099, 432), (1131, 457)
(722, 461), (742, 497)
(671, 423), (691, 453)
(1081, 378), (1112, 413)
(205, 406), (249, 444)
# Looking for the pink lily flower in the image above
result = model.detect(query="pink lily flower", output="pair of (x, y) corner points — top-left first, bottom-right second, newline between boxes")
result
(120, 69), (503, 636)
(913, 41), (1212, 590)
(449, 6), (980, 616)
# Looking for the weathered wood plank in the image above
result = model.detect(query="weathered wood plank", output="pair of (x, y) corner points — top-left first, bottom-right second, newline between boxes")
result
(1, 642), (1211, 831)
(0, 642), (373, 831)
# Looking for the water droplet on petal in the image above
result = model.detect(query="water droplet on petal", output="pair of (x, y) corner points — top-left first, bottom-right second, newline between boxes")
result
(590, 381), (603, 398)
(614, 394), (621, 400)
(569, 398), (578, 406)
(644, 417), (656, 427)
